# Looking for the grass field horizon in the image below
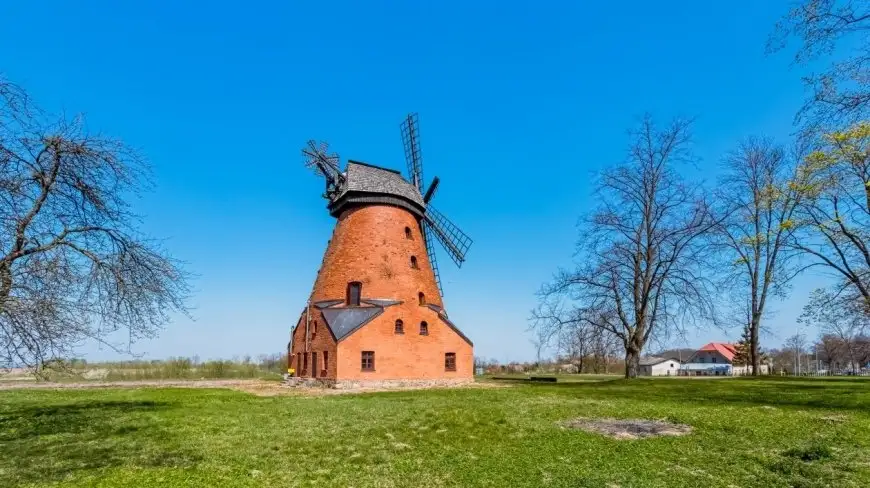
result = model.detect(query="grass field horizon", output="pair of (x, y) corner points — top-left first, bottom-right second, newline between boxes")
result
(2, 377), (869, 487)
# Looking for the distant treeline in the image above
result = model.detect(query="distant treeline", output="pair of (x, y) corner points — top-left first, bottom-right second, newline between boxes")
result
(39, 354), (288, 381)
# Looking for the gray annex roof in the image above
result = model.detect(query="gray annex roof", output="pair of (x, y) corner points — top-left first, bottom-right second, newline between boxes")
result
(320, 307), (384, 341)
(300, 297), (473, 345)
(328, 161), (425, 216)
(639, 356), (673, 366)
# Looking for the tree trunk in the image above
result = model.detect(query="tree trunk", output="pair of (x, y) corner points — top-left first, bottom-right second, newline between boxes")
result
(625, 348), (640, 379)
(750, 314), (761, 376)
(0, 262), (12, 315)
(847, 345), (858, 375)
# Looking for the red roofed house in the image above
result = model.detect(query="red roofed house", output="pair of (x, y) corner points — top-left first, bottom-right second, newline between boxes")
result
(682, 342), (768, 376)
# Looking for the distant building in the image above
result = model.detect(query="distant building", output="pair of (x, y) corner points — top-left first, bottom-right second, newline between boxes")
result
(638, 357), (681, 376)
(681, 342), (769, 376)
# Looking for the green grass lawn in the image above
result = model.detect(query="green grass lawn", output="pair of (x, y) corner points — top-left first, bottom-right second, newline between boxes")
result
(2, 377), (869, 487)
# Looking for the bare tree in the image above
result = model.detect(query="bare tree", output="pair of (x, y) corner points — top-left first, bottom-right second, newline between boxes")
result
(589, 326), (622, 374)
(534, 116), (717, 378)
(793, 123), (870, 309)
(816, 333), (845, 369)
(713, 137), (807, 375)
(801, 288), (869, 372)
(556, 321), (591, 373)
(784, 333), (809, 374)
(0, 78), (190, 374)
(769, 0), (870, 131)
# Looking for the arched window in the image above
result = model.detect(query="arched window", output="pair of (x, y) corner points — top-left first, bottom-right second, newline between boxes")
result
(404, 226), (413, 239)
(418, 292), (426, 306)
(395, 319), (404, 334)
(420, 321), (429, 336)
(347, 281), (362, 306)
(410, 256), (418, 269)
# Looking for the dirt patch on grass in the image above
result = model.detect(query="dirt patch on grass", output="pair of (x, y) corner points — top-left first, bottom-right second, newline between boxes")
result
(562, 417), (693, 440)
(818, 414), (848, 424)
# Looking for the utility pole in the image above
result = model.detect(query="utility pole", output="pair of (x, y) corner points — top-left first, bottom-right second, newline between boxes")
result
(792, 347), (801, 376)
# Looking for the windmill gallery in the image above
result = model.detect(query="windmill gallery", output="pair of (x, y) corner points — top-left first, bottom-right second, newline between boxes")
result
(289, 114), (474, 384)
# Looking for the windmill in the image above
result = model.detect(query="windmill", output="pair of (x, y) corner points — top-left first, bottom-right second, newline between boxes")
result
(400, 113), (473, 296)
(290, 114), (475, 383)
(301, 113), (472, 298)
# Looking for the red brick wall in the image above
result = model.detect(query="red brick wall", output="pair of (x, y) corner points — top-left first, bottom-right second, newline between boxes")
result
(309, 205), (442, 307)
(290, 309), (337, 379)
(294, 203), (473, 381)
(336, 305), (473, 380)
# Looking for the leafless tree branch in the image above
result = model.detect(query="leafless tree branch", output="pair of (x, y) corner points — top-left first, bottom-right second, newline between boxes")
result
(0, 77), (191, 375)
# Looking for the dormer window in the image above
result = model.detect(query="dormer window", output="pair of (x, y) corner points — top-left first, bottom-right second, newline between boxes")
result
(347, 281), (361, 306)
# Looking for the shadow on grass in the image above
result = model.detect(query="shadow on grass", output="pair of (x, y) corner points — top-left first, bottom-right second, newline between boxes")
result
(0, 400), (201, 486)
(518, 377), (870, 411)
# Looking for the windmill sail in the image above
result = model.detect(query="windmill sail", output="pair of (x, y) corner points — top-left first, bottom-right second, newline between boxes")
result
(421, 222), (444, 297)
(302, 140), (344, 199)
(396, 112), (471, 300)
(400, 113), (424, 190)
(424, 205), (472, 267)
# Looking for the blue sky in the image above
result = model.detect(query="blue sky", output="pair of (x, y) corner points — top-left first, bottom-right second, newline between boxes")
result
(1, 1), (827, 362)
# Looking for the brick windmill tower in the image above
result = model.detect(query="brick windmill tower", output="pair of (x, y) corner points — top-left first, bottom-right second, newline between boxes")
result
(289, 114), (473, 383)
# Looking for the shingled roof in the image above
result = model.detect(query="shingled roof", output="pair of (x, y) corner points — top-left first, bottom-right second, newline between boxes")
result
(328, 161), (426, 216)
(320, 307), (384, 341)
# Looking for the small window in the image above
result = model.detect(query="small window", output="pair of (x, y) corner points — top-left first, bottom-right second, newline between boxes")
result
(395, 319), (404, 334)
(712, 357), (717, 363)
(323, 350), (328, 375)
(347, 281), (362, 306)
(405, 226), (413, 239)
(420, 321), (429, 336)
(445, 353), (456, 371)
(418, 292), (426, 306)
(410, 256), (419, 269)
(361, 351), (375, 371)
(311, 320), (317, 339)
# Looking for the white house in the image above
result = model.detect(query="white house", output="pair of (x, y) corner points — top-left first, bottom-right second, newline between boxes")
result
(638, 357), (681, 376)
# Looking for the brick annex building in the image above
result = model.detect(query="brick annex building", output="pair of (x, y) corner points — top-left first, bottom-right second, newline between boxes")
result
(290, 120), (473, 383)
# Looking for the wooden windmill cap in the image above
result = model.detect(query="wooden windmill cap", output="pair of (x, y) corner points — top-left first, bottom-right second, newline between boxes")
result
(328, 161), (426, 218)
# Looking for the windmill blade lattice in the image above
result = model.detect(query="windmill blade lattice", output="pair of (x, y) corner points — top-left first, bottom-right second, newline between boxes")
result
(424, 205), (472, 267)
(302, 140), (342, 179)
(421, 222), (444, 298)
(400, 113), (424, 190)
